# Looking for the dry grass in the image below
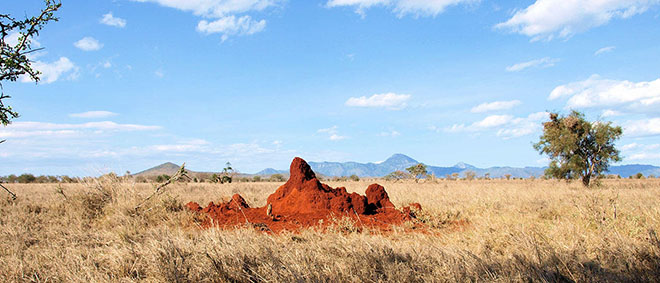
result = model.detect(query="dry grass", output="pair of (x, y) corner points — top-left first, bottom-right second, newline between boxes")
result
(1, 177), (659, 282)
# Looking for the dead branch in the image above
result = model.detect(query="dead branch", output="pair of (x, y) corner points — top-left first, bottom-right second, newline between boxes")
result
(0, 183), (16, 200)
(134, 163), (188, 210)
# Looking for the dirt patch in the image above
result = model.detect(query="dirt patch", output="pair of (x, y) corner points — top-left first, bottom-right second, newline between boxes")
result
(186, 157), (423, 233)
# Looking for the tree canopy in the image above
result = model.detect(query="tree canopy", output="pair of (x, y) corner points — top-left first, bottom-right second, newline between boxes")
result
(1, 0), (61, 126)
(534, 111), (622, 186)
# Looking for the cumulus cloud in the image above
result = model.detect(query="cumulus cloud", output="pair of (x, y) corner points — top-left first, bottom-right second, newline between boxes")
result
(624, 118), (660, 137)
(447, 112), (548, 139)
(0, 121), (160, 139)
(100, 12), (127, 28)
(74, 37), (103, 51)
(549, 75), (660, 112)
(21, 57), (78, 84)
(496, 0), (658, 41)
(471, 100), (521, 113)
(380, 130), (401, 137)
(621, 143), (660, 161)
(327, 0), (478, 17)
(345, 93), (411, 110)
(197, 15), (266, 41)
(318, 126), (347, 141)
(69, 111), (118, 119)
(132, 0), (279, 40)
(595, 46), (616, 56)
(506, 57), (559, 72)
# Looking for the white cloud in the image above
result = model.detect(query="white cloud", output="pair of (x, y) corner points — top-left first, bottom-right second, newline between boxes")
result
(345, 93), (411, 110)
(447, 112), (548, 139)
(21, 57), (78, 84)
(496, 0), (658, 41)
(100, 12), (127, 28)
(133, 0), (278, 40)
(623, 143), (660, 161)
(624, 118), (660, 137)
(471, 100), (521, 113)
(318, 126), (347, 141)
(595, 46), (616, 56)
(505, 57), (559, 72)
(74, 37), (103, 51)
(628, 152), (660, 161)
(549, 75), (660, 111)
(5, 121), (160, 132)
(601, 109), (622, 117)
(69, 111), (118, 119)
(0, 121), (160, 140)
(380, 130), (401, 137)
(326, 0), (478, 17)
(197, 15), (266, 41)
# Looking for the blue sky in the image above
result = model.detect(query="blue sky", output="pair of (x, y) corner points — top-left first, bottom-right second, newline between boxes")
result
(2, 0), (660, 176)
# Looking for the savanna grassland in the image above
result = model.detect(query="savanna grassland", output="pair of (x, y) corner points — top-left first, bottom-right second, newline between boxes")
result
(1, 178), (659, 282)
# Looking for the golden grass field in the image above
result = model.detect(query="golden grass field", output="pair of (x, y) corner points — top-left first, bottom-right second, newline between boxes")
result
(1, 177), (659, 282)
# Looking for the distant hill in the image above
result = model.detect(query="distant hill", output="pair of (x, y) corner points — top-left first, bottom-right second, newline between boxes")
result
(133, 162), (183, 177)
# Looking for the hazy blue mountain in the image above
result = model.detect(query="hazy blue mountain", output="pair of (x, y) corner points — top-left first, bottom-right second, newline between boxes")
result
(607, 164), (660, 178)
(253, 154), (660, 179)
(255, 168), (288, 175)
(308, 153), (419, 177)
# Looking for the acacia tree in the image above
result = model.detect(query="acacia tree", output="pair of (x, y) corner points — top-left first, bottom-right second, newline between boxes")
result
(1, 0), (61, 126)
(534, 111), (622, 186)
(406, 163), (428, 183)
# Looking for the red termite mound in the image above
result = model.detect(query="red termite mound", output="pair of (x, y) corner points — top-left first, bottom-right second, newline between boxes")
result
(186, 157), (422, 233)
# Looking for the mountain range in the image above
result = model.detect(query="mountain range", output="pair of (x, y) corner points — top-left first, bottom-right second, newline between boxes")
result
(254, 154), (660, 179)
(137, 154), (660, 179)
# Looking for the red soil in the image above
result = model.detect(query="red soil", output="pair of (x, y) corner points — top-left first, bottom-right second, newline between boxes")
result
(186, 157), (422, 233)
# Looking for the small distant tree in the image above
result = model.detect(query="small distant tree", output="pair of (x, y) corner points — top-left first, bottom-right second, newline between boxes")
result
(635, 173), (644, 179)
(451, 173), (459, 180)
(406, 163), (428, 183)
(17, 173), (36, 183)
(349, 174), (360, 182)
(385, 170), (410, 182)
(504, 174), (512, 180)
(269, 174), (285, 182)
(484, 173), (491, 180)
(534, 111), (622, 186)
(252, 176), (261, 182)
(464, 171), (476, 181)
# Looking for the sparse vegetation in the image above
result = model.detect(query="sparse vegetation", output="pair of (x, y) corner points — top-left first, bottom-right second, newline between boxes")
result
(1, 178), (659, 281)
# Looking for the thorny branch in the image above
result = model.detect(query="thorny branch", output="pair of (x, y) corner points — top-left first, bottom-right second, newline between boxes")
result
(134, 163), (188, 210)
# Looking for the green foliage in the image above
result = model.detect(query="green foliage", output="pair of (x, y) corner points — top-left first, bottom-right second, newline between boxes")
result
(156, 174), (170, 183)
(1, 0), (61, 125)
(635, 173), (644, 179)
(385, 170), (410, 182)
(534, 111), (622, 186)
(405, 163), (428, 183)
(269, 174), (285, 182)
(17, 173), (36, 183)
(348, 174), (360, 181)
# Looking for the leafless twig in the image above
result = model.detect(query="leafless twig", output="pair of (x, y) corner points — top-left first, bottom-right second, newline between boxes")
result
(134, 163), (188, 210)
(0, 183), (16, 200)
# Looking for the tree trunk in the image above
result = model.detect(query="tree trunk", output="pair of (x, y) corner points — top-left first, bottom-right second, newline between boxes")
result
(582, 173), (591, 186)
